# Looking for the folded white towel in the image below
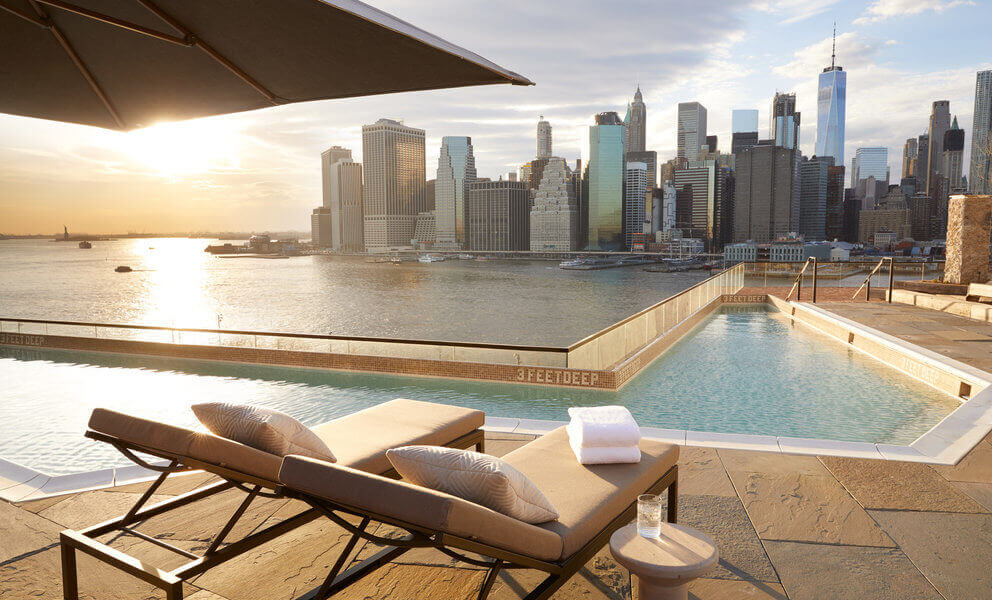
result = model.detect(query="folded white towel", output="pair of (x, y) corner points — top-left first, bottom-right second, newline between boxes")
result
(569, 437), (641, 465)
(566, 406), (640, 448)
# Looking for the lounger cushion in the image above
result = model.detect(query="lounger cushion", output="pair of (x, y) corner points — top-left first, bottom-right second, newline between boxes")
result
(88, 399), (483, 484)
(279, 456), (563, 561)
(501, 427), (679, 561)
(309, 399), (484, 475)
(192, 403), (336, 462)
(386, 446), (559, 523)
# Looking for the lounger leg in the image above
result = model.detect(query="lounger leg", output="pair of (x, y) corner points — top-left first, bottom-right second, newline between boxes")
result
(476, 559), (503, 600)
(165, 581), (184, 600)
(314, 517), (370, 600)
(477, 437), (485, 453)
(667, 473), (678, 524)
(521, 572), (570, 600)
(61, 541), (78, 600)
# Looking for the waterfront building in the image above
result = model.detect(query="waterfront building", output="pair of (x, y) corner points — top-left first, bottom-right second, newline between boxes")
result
(724, 242), (758, 263)
(733, 144), (798, 243)
(858, 187), (911, 244)
(321, 146), (364, 251)
(674, 159), (732, 248)
(926, 100), (951, 196)
(732, 131), (759, 156)
(412, 211), (436, 249)
(537, 116), (552, 159)
(424, 179), (435, 211)
(942, 117), (965, 191)
(815, 28), (846, 166)
(529, 158), (578, 251)
(909, 194), (934, 241)
(771, 92), (799, 149)
(434, 136), (477, 249)
(586, 112), (625, 250)
(825, 165), (846, 241)
(624, 162), (648, 250)
(624, 87), (647, 153)
(361, 119), (426, 251)
(677, 102), (707, 160)
(900, 177), (918, 198)
(649, 182), (676, 233)
(626, 150), (657, 189)
(799, 155), (833, 241)
(970, 70), (992, 194)
(902, 138), (918, 179)
(467, 180), (529, 251)
(310, 207), (332, 247)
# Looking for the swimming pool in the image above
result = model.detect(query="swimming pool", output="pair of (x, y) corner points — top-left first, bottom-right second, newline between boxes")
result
(0, 305), (960, 475)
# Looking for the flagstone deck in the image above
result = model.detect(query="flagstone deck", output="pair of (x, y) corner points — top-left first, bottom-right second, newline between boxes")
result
(2, 427), (991, 600)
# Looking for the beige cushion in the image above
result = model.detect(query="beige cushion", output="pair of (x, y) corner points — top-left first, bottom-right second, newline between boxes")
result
(502, 427), (679, 560)
(387, 446), (558, 524)
(192, 403), (336, 462)
(279, 456), (563, 561)
(88, 400), (483, 484)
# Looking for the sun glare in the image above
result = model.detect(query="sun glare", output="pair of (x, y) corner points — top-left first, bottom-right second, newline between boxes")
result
(120, 120), (241, 177)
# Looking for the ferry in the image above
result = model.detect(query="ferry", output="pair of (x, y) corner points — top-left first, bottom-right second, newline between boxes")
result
(114, 265), (132, 273)
(78, 241), (92, 249)
(418, 254), (445, 263)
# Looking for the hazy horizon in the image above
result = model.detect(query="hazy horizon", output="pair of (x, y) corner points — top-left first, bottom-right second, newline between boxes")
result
(2, 0), (990, 235)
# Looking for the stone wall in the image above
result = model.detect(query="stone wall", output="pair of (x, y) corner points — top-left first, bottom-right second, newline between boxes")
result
(944, 195), (992, 285)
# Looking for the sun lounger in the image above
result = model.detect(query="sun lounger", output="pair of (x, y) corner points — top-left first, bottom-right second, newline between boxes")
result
(277, 426), (679, 600)
(59, 399), (484, 600)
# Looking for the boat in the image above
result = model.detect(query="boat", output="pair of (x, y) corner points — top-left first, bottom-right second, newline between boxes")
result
(114, 265), (132, 272)
(418, 254), (445, 263)
(457, 254), (473, 260)
(559, 259), (583, 268)
(78, 241), (92, 249)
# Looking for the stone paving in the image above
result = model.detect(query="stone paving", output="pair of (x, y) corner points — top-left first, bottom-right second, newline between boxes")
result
(2, 428), (992, 600)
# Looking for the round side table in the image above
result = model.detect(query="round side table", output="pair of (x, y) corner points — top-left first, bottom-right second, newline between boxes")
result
(609, 522), (718, 600)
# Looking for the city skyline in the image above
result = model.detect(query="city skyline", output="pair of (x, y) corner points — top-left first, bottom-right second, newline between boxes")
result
(1, 1), (990, 234)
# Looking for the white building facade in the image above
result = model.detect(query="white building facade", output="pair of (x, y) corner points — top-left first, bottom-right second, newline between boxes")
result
(529, 158), (578, 251)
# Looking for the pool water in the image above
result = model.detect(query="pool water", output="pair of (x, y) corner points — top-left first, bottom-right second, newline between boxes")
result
(0, 305), (959, 475)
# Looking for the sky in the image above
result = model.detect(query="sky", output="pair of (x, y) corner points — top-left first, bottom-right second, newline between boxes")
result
(1, 0), (990, 235)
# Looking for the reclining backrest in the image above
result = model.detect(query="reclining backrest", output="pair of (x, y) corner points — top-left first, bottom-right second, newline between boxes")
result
(279, 455), (564, 562)
(89, 408), (283, 483)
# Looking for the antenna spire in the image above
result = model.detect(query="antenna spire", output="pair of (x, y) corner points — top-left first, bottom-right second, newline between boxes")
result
(831, 22), (836, 69)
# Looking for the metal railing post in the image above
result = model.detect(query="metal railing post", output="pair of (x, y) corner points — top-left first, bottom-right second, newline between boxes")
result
(811, 257), (818, 303)
(887, 257), (895, 303)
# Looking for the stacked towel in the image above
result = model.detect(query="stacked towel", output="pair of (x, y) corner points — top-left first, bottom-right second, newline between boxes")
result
(566, 406), (641, 465)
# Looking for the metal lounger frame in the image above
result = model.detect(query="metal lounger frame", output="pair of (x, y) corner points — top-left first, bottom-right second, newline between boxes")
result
(282, 463), (678, 600)
(59, 428), (486, 600)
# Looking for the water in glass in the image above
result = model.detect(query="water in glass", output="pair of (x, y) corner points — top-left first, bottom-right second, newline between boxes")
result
(637, 494), (662, 538)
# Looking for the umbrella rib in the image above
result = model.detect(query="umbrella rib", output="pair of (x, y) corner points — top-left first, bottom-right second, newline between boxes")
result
(135, 0), (282, 106)
(34, 0), (191, 46)
(27, 0), (126, 129)
(0, 1), (48, 27)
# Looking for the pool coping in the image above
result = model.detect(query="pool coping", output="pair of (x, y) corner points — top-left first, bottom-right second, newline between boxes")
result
(4, 297), (992, 502)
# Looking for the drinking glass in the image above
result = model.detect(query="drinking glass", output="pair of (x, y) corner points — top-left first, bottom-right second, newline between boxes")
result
(637, 493), (662, 538)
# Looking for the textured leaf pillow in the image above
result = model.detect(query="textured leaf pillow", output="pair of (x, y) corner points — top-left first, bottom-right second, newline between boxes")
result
(386, 445), (558, 524)
(191, 403), (335, 462)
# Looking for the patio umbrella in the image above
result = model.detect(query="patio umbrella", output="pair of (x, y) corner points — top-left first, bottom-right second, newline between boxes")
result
(0, 0), (532, 130)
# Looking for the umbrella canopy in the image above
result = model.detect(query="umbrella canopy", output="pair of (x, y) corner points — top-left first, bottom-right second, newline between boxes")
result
(0, 0), (532, 130)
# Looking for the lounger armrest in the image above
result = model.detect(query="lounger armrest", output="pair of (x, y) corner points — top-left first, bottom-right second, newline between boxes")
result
(279, 455), (563, 561)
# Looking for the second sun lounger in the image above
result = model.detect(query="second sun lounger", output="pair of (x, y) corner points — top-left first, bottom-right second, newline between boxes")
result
(278, 426), (679, 600)
(59, 399), (485, 600)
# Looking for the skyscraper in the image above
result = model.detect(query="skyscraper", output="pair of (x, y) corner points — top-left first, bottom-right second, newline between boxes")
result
(926, 100), (951, 195)
(467, 180), (529, 251)
(677, 102), (707, 160)
(852, 147), (889, 210)
(942, 117), (965, 191)
(320, 146), (364, 251)
(799, 155), (833, 241)
(917, 133), (930, 187)
(537, 116), (552, 159)
(825, 165), (846, 241)
(771, 92), (799, 149)
(733, 145), (798, 243)
(530, 158), (578, 251)
(970, 70), (992, 194)
(587, 112), (625, 250)
(434, 136), (477, 249)
(902, 138), (918, 179)
(361, 119), (426, 251)
(624, 162), (648, 250)
(815, 26), (846, 166)
(625, 87), (647, 153)
(626, 150), (657, 189)
(674, 159), (732, 246)
(732, 109), (759, 134)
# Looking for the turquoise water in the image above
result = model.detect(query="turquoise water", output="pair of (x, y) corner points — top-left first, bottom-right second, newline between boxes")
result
(0, 305), (959, 475)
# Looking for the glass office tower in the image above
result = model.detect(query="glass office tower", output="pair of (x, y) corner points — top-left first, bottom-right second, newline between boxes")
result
(815, 66), (847, 166)
(435, 136), (476, 248)
(587, 112), (625, 250)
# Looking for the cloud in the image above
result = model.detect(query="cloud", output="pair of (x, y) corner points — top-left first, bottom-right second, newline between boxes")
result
(753, 0), (842, 24)
(773, 32), (879, 78)
(854, 0), (976, 25)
